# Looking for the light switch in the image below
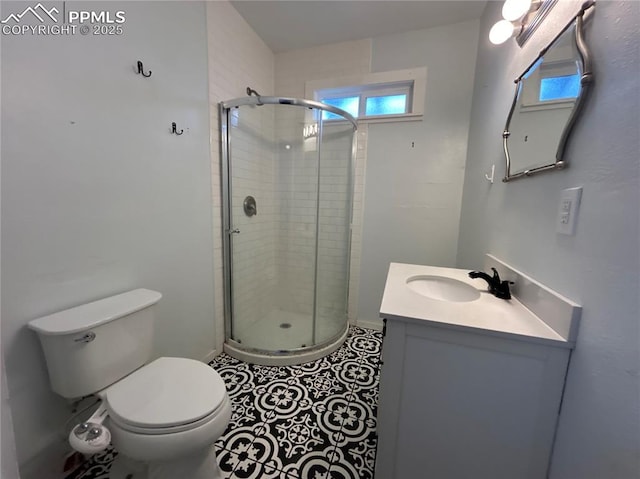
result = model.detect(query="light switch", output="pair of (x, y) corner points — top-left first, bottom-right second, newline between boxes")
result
(556, 187), (582, 235)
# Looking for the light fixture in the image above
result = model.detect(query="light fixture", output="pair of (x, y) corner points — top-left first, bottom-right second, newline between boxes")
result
(490, 0), (552, 46)
(489, 20), (520, 45)
(502, 0), (538, 22)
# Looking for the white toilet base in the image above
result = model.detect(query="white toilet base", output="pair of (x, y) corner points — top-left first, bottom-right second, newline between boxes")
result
(109, 447), (222, 479)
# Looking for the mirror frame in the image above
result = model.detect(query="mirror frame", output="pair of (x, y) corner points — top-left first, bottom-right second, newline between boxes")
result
(502, 0), (595, 182)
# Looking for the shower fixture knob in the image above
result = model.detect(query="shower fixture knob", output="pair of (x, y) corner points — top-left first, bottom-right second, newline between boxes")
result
(243, 196), (257, 217)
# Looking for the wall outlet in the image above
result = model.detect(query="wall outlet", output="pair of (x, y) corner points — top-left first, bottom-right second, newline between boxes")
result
(556, 187), (582, 235)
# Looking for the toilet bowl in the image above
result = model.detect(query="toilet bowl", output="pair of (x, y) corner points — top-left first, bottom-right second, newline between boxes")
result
(27, 289), (232, 479)
(103, 357), (231, 469)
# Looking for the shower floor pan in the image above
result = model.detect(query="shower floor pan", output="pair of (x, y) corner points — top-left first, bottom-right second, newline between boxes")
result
(224, 309), (348, 366)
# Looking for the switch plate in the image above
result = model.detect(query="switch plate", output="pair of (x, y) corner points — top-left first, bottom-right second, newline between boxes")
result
(556, 187), (582, 235)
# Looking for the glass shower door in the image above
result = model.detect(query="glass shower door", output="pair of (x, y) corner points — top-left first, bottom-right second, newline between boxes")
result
(228, 103), (319, 351)
(314, 120), (354, 344)
(222, 95), (356, 362)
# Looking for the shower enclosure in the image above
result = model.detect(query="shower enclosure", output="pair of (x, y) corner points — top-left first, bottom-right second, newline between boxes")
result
(220, 93), (357, 365)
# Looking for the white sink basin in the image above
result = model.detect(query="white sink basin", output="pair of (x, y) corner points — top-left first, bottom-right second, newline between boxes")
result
(406, 275), (481, 302)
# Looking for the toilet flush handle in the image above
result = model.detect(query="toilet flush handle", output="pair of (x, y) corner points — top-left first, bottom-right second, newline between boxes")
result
(74, 332), (96, 343)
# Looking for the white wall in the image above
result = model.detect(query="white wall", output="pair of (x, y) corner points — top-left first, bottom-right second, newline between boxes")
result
(2, 355), (20, 479)
(1, 82), (20, 474)
(457, 1), (639, 477)
(0, 25), (21, 479)
(1, 1), (213, 473)
(206, 1), (275, 350)
(272, 23), (480, 330)
(357, 20), (480, 326)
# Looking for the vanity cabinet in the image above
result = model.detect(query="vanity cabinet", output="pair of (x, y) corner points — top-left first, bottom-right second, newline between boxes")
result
(376, 318), (570, 479)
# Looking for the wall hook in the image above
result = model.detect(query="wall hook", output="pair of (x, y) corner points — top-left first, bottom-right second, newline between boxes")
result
(171, 122), (183, 135)
(485, 164), (495, 184)
(137, 60), (152, 77)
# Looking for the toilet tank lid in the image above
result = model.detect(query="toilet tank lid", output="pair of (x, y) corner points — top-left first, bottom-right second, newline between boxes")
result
(28, 289), (162, 336)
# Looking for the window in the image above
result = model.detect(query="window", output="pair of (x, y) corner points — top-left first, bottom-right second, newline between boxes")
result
(322, 96), (359, 120)
(307, 68), (427, 123)
(318, 82), (412, 120)
(539, 74), (580, 101)
(365, 94), (407, 116)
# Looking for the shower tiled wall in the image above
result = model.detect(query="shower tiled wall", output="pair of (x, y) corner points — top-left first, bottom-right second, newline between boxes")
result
(350, 125), (368, 325)
(273, 106), (318, 318)
(269, 109), (360, 343)
(206, 2), (275, 351)
(228, 106), (277, 336)
(315, 123), (355, 339)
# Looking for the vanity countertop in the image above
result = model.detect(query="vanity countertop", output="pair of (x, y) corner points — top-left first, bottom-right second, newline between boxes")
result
(380, 262), (576, 348)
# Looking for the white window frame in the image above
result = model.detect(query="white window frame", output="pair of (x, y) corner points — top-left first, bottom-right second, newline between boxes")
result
(305, 67), (427, 123)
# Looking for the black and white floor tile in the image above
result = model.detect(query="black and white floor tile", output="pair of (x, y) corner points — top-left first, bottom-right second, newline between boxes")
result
(66, 326), (382, 479)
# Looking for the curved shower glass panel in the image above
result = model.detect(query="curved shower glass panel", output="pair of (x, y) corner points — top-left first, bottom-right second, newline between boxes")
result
(220, 95), (357, 365)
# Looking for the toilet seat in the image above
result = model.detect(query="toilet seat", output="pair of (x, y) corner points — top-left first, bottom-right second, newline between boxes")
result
(108, 401), (227, 435)
(103, 357), (227, 433)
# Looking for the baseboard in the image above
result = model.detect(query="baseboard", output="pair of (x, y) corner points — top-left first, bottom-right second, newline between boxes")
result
(356, 319), (384, 331)
(201, 348), (218, 364)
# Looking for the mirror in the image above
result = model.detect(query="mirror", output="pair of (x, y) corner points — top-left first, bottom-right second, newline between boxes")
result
(502, 1), (594, 182)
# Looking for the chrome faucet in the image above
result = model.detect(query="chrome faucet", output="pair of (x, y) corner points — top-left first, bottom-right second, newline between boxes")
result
(468, 267), (512, 300)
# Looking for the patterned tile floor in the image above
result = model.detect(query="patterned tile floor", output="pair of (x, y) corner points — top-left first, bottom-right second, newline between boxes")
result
(68, 326), (382, 479)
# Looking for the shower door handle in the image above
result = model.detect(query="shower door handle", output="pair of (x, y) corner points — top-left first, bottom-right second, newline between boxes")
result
(228, 228), (240, 235)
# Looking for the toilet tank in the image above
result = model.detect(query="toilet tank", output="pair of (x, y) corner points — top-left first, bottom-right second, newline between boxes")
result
(28, 289), (162, 399)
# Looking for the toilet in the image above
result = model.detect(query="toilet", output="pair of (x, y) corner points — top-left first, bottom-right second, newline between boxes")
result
(28, 289), (232, 479)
